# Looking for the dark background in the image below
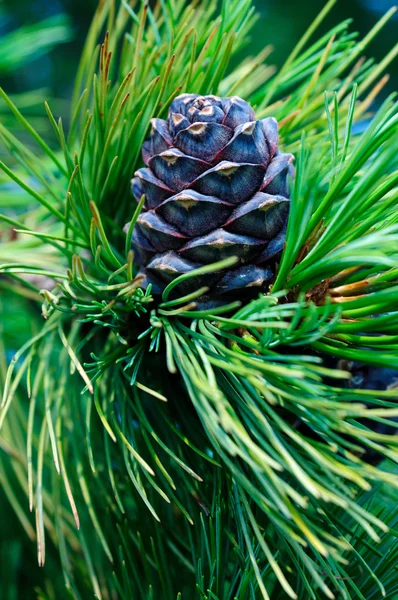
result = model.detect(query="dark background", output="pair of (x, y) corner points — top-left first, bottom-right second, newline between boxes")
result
(0, 0), (396, 101)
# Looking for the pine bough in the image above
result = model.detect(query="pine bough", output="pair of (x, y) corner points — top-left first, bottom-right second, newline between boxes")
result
(0, 0), (397, 598)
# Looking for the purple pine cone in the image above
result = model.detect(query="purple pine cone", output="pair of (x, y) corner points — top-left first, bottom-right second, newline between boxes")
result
(128, 93), (294, 299)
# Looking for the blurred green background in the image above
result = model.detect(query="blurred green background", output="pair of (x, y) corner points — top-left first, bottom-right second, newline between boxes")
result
(0, 0), (396, 102)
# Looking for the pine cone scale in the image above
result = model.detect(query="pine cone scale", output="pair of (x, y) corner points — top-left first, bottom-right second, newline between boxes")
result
(225, 193), (290, 239)
(157, 191), (232, 237)
(149, 149), (210, 192)
(179, 228), (266, 264)
(174, 122), (233, 161)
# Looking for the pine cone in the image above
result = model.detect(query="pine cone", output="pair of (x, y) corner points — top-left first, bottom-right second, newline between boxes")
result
(130, 94), (294, 299)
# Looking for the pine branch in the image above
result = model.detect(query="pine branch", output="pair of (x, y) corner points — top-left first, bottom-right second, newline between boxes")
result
(0, 1), (397, 598)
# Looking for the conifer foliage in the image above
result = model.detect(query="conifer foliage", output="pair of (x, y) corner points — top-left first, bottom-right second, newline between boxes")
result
(0, 0), (397, 598)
